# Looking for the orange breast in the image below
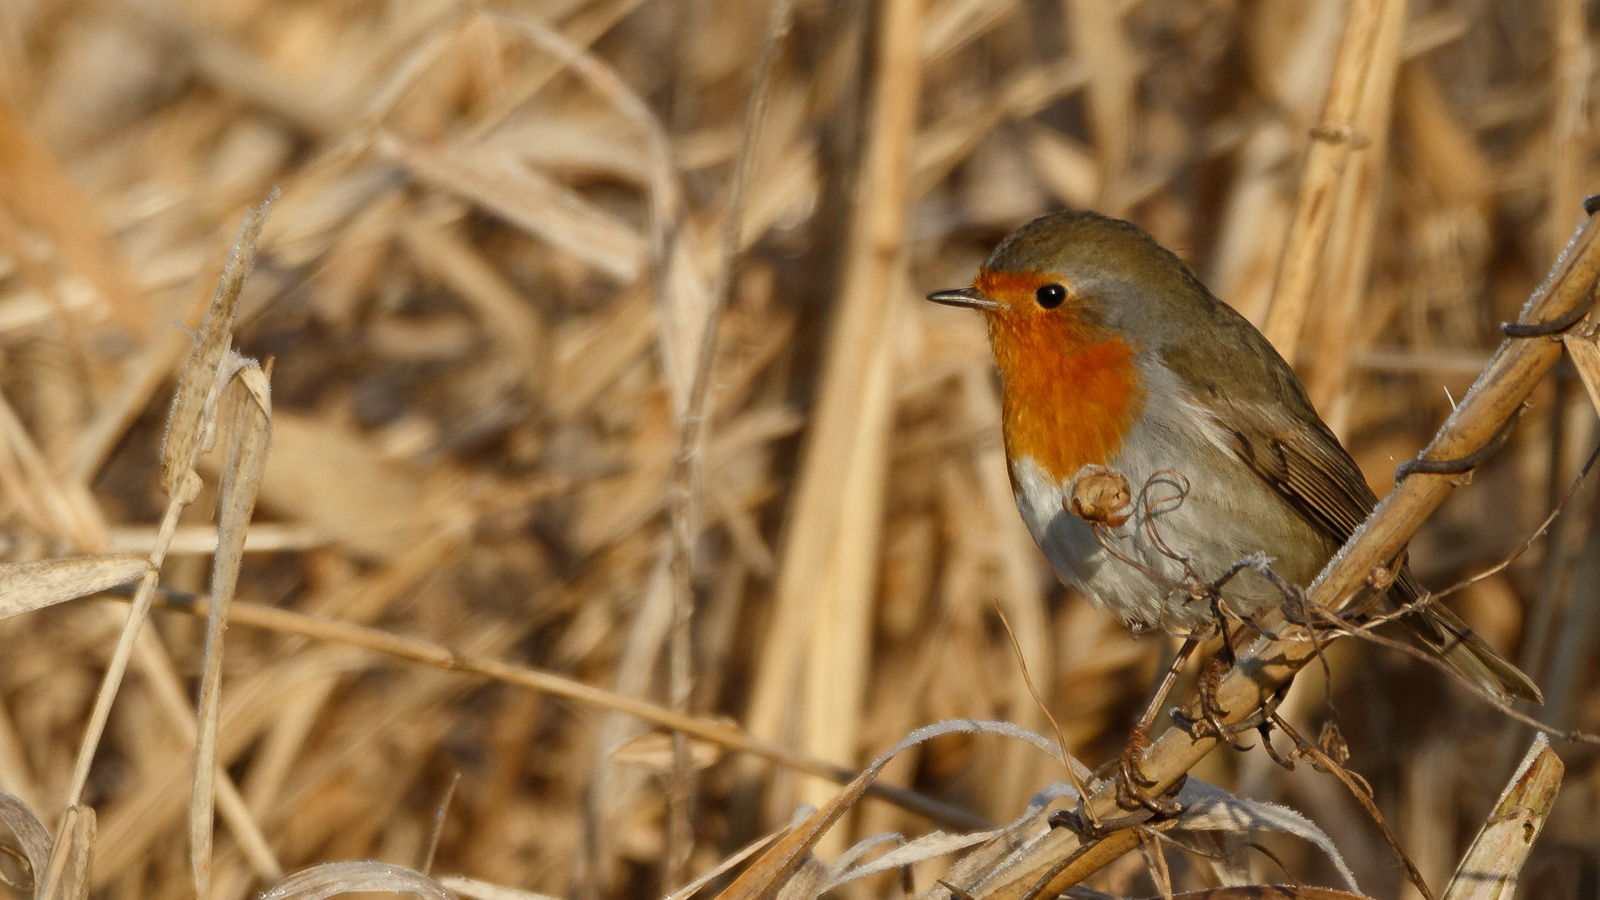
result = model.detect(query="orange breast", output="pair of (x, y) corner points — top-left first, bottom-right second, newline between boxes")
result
(978, 270), (1148, 484)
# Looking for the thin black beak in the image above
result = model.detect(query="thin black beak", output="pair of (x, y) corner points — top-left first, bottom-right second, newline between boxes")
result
(926, 287), (998, 310)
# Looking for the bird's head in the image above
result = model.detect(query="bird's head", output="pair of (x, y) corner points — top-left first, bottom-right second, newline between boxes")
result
(925, 210), (1208, 482)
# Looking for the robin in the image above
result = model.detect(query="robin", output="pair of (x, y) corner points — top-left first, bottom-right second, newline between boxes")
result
(928, 210), (1541, 707)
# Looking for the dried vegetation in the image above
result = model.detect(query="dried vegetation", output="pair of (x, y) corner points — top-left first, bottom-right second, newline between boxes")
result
(0, 0), (1597, 899)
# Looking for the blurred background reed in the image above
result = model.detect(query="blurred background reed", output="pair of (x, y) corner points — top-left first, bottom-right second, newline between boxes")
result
(0, 0), (1596, 897)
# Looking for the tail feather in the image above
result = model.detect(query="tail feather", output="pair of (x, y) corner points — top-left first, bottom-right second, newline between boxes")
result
(1400, 604), (1543, 705)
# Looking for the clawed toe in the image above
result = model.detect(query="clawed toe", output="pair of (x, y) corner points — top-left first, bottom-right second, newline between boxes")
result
(1173, 656), (1255, 750)
(1114, 722), (1184, 816)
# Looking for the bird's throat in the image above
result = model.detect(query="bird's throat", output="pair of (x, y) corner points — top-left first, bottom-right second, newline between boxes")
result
(990, 318), (1147, 485)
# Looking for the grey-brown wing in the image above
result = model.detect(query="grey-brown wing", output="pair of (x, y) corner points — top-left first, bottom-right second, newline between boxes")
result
(1204, 398), (1542, 703)
(1209, 400), (1379, 550)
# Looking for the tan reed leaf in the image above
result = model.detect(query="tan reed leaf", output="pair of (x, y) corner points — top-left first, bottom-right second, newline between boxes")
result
(0, 554), (150, 621)
(440, 875), (571, 900)
(0, 789), (51, 889)
(237, 411), (424, 560)
(259, 861), (455, 900)
(921, 0), (1022, 62)
(611, 729), (726, 772)
(0, 386), (108, 548)
(191, 363), (272, 900)
(1305, 0), (1408, 426)
(375, 133), (646, 283)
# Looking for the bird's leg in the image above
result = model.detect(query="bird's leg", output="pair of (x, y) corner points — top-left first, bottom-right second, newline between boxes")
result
(1176, 652), (1290, 750)
(1171, 595), (1255, 750)
(1106, 635), (1200, 817)
(1114, 727), (1184, 817)
(1126, 635), (1201, 780)
(1257, 686), (1297, 770)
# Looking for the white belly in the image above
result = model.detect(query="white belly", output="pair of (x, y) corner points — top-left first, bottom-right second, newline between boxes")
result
(1008, 378), (1332, 631)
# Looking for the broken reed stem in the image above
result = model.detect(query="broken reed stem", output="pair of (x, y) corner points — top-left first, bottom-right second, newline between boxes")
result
(191, 363), (272, 900)
(126, 588), (991, 834)
(1440, 735), (1562, 900)
(975, 208), (1600, 900)
(1261, 0), (1388, 358)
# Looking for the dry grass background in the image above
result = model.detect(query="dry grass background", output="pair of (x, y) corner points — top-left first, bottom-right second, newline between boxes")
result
(0, 0), (1597, 898)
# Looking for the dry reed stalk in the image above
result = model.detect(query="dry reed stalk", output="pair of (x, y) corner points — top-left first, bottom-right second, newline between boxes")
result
(0, 388), (106, 548)
(587, 545), (676, 895)
(1439, 735), (1562, 900)
(378, 135), (646, 284)
(1261, 0), (1389, 358)
(1565, 296), (1600, 417)
(659, 0), (794, 879)
(1305, 0), (1407, 429)
(0, 555), (148, 620)
(746, 0), (924, 826)
(798, 277), (899, 839)
(1068, 0), (1135, 212)
(36, 804), (93, 900)
(1209, 0), (1352, 325)
(1548, 0), (1591, 260)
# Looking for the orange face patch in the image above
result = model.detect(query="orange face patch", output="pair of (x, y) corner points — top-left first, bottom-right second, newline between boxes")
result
(974, 268), (1147, 483)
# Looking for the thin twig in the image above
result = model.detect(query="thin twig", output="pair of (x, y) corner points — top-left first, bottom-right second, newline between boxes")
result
(120, 586), (993, 834)
(992, 600), (1096, 829)
(1270, 714), (1434, 900)
(663, 0), (794, 882)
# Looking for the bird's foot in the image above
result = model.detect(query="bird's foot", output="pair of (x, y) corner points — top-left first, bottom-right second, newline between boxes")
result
(1172, 656), (1254, 750)
(1114, 720), (1185, 817)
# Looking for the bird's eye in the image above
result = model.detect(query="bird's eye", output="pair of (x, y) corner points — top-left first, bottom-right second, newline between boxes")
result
(1035, 283), (1067, 309)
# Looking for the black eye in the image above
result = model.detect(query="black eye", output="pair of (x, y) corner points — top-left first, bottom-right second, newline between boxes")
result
(1035, 283), (1067, 309)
